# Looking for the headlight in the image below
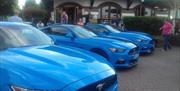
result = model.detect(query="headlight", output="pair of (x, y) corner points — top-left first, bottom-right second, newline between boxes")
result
(109, 48), (126, 53)
(137, 39), (144, 42)
(11, 86), (41, 91)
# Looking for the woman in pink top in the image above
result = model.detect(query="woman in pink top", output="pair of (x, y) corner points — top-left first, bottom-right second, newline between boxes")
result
(160, 21), (173, 51)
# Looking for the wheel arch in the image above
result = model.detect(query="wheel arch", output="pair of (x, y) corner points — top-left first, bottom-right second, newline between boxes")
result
(90, 48), (109, 61)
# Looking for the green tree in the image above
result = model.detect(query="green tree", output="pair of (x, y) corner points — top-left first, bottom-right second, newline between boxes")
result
(25, 0), (39, 9)
(0, 0), (18, 16)
(23, 0), (48, 22)
(41, 0), (53, 11)
(41, 0), (54, 24)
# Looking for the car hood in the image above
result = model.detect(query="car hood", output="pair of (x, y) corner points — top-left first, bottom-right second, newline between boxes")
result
(80, 37), (137, 49)
(1, 45), (113, 90)
(109, 32), (152, 43)
(104, 35), (133, 43)
(125, 31), (153, 39)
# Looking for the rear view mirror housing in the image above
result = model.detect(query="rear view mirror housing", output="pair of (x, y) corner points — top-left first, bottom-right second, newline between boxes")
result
(66, 33), (75, 40)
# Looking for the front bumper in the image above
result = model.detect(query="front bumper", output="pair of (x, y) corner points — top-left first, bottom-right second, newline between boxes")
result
(139, 43), (155, 54)
(62, 69), (118, 91)
(109, 53), (139, 68)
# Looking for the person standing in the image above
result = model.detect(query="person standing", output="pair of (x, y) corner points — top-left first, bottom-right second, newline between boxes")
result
(160, 20), (173, 51)
(77, 18), (84, 26)
(111, 15), (119, 27)
(36, 21), (44, 28)
(61, 11), (68, 24)
(8, 11), (23, 22)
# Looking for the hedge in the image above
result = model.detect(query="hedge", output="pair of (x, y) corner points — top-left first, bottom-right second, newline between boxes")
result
(123, 16), (167, 35)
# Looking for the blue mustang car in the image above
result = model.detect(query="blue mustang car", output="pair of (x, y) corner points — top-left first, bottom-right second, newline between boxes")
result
(0, 22), (118, 91)
(41, 24), (139, 68)
(85, 24), (155, 54)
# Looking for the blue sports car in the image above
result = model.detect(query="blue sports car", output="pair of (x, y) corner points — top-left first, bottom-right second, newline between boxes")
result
(0, 22), (118, 91)
(85, 24), (155, 54)
(41, 24), (139, 68)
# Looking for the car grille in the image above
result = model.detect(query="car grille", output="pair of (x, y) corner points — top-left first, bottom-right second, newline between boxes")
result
(129, 47), (139, 55)
(78, 75), (117, 91)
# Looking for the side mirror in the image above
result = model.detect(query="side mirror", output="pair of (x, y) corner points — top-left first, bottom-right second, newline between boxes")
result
(104, 31), (110, 35)
(65, 33), (75, 40)
(49, 36), (57, 43)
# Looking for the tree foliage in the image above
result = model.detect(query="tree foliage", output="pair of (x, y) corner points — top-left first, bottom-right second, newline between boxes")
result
(23, 0), (48, 21)
(23, 8), (47, 21)
(25, 0), (40, 9)
(40, 0), (54, 23)
(0, 0), (18, 16)
(41, 0), (53, 12)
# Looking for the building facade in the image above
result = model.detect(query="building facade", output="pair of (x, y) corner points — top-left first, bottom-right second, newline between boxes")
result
(53, 0), (180, 24)
(53, 0), (141, 24)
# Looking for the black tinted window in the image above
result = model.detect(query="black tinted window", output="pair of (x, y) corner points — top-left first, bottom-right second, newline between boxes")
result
(47, 27), (69, 36)
(88, 26), (108, 34)
(69, 26), (97, 38)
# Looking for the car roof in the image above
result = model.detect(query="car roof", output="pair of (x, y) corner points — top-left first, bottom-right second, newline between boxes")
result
(40, 24), (77, 31)
(51, 24), (75, 27)
(0, 22), (30, 27)
(86, 24), (104, 26)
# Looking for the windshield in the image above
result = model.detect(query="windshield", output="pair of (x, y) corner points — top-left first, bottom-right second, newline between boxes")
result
(0, 25), (52, 49)
(104, 25), (121, 33)
(70, 26), (97, 38)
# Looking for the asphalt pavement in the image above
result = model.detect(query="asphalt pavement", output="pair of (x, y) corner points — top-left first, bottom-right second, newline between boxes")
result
(117, 47), (180, 91)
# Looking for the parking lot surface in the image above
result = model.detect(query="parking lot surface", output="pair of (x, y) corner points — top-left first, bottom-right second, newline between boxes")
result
(117, 47), (180, 91)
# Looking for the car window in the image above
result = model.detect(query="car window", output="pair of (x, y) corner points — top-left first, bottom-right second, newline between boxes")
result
(48, 27), (69, 36)
(104, 25), (121, 33)
(69, 26), (97, 38)
(88, 25), (108, 34)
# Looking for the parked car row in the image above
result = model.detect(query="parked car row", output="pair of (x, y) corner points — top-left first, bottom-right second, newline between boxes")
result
(0, 22), (155, 91)
(85, 24), (155, 54)
(40, 25), (139, 68)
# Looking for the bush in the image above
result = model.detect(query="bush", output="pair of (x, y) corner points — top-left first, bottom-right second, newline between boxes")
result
(123, 16), (167, 35)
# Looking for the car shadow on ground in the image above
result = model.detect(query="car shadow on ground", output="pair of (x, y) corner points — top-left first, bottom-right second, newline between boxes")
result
(115, 65), (138, 72)
(115, 53), (154, 72)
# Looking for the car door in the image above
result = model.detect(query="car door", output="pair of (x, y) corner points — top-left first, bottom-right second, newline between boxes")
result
(45, 26), (75, 46)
